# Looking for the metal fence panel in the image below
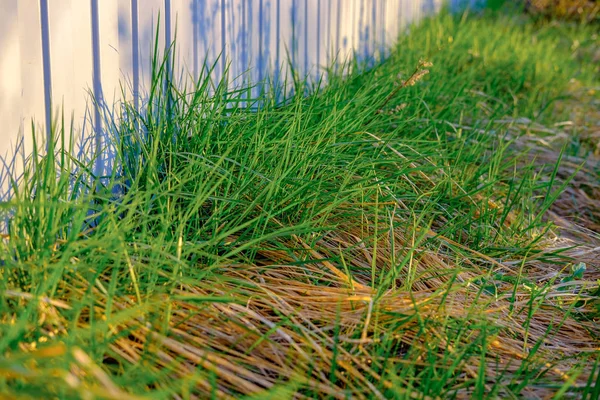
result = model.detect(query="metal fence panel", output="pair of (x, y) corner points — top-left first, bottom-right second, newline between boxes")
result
(0, 0), (467, 195)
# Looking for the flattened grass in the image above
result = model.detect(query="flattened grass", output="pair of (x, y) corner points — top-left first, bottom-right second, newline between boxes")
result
(1, 8), (599, 399)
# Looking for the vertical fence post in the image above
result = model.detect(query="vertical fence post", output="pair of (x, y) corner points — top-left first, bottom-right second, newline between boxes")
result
(397, 0), (402, 36)
(291, 0), (297, 71)
(361, 0), (367, 61)
(39, 0), (52, 147)
(371, 0), (376, 62)
(241, 0), (247, 76)
(275, 0), (280, 96)
(220, 0), (226, 82)
(165, 0), (172, 52)
(258, 0), (264, 87)
(351, 0), (356, 53)
(192, 0), (198, 80)
(326, 0), (331, 67)
(380, 0), (386, 59)
(335, 0), (341, 67)
(316, 0), (321, 77)
(132, 0), (140, 113)
(165, 0), (172, 117)
(165, 0), (172, 76)
(90, 0), (103, 179)
(303, 0), (308, 78)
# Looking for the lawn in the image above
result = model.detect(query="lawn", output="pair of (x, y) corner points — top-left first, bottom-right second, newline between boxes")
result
(1, 4), (599, 399)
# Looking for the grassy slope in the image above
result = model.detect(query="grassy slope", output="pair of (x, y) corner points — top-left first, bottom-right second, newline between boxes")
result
(1, 8), (599, 400)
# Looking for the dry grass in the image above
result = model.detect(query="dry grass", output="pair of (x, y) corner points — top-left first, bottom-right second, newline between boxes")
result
(2, 8), (600, 400)
(526, 0), (600, 22)
(3, 202), (599, 398)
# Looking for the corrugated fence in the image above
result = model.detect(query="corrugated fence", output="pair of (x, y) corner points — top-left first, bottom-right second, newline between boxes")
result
(0, 0), (481, 195)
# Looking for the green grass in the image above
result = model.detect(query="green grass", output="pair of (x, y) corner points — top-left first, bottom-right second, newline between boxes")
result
(1, 7), (599, 399)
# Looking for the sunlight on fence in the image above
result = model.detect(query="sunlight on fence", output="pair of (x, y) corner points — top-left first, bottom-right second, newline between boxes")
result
(0, 0), (482, 198)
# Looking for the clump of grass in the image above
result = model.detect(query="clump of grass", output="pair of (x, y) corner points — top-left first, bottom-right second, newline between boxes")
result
(1, 7), (599, 399)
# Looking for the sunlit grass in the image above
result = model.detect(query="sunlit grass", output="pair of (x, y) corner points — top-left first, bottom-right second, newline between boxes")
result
(0, 6), (598, 399)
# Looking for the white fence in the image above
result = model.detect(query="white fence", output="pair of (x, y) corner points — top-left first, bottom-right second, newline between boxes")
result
(0, 0), (481, 194)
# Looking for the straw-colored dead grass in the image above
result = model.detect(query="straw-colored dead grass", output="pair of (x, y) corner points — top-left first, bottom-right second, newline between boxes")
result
(4, 121), (600, 398)
(4, 123), (599, 398)
(5, 204), (598, 399)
